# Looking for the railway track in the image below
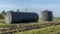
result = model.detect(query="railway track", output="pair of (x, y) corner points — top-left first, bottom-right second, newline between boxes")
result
(0, 22), (60, 34)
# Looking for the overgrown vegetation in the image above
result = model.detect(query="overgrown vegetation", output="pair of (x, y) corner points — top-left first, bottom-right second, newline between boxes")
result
(15, 25), (60, 34)
(14, 17), (60, 34)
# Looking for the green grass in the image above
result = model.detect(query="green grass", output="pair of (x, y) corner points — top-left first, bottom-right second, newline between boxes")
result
(0, 18), (60, 34)
(0, 23), (14, 26)
(15, 17), (60, 34)
(0, 19), (14, 26)
(0, 19), (5, 23)
(15, 25), (60, 34)
(0, 19), (13, 26)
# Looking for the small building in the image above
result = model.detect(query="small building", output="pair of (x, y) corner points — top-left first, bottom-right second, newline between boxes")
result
(42, 10), (53, 21)
(4, 11), (39, 24)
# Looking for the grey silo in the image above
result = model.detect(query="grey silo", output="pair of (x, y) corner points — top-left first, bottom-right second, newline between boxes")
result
(42, 10), (53, 21)
(4, 11), (39, 24)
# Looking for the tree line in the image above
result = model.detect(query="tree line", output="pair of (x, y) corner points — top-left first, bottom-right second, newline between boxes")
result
(0, 11), (5, 19)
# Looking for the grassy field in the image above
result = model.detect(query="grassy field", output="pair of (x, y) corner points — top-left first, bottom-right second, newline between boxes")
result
(15, 25), (60, 34)
(0, 18), (60, 34)
(15, 18), (60, 34)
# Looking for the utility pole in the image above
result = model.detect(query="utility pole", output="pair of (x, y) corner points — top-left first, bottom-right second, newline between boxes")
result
(26, 8), (27, 12)
(17, 9), (20, 12)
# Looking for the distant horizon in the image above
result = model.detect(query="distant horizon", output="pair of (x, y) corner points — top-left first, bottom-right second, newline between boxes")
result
(0, 9), (60, 17)
(0, 0), (60, 17)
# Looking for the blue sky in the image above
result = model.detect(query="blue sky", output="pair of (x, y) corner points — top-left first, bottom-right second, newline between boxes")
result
(0, 0), (60, 17)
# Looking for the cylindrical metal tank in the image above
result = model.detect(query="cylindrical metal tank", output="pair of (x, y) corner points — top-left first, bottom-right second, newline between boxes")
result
(42, 10), (53, 21)
(4, 11), (39, 24)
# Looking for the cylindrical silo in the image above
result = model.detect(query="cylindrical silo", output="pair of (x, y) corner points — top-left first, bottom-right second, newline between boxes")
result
(42, 10), (53, 21)
(4, 11), (39, 24)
